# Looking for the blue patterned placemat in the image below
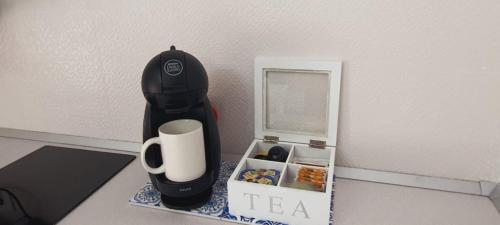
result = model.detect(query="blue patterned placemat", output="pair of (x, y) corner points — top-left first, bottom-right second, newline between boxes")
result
(129, 161), (335, 225)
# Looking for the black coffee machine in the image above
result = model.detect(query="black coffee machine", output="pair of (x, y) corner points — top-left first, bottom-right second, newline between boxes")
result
(141, 46), (221, 209)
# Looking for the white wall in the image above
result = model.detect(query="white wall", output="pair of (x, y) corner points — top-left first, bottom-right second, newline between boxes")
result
(1, 0), (499, 182)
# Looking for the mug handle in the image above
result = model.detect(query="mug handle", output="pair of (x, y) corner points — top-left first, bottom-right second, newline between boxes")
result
(140, 137), (165, 174)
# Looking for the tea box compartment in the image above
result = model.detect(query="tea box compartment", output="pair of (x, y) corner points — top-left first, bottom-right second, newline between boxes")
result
(280, 163), (328, 193)
(247, 141), (293, 162)
(234, 158), (285, 186)
(289, 145), (331, 167)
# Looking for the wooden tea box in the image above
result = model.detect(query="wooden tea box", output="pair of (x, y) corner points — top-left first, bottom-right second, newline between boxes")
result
(227, 58), (342, 225)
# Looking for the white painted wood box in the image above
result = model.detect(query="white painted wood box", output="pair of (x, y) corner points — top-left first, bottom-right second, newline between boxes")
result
(227, 58), (342, 225)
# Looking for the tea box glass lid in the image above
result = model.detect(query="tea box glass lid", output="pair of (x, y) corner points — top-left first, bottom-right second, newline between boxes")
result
(254, 58), (342, 147)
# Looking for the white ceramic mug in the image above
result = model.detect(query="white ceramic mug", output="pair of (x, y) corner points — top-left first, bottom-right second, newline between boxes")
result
(140, 119), (206, 182)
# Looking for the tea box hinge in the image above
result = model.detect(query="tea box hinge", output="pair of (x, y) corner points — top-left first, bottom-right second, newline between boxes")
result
(309, 140), (326, 149)
(263, 135), (279, 143)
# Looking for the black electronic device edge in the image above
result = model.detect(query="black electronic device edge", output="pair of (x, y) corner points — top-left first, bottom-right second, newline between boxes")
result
(0, 145), (136, 225)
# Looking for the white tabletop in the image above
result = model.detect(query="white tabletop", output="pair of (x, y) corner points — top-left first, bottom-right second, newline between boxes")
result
(0, 136), (499, 225)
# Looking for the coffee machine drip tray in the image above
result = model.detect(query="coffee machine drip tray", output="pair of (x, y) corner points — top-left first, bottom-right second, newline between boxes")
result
(0, 146), (135, 225)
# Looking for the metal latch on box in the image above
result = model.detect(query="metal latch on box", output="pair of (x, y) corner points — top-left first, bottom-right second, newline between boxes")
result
(264, 136), (326, 149)
(263, 135), (279, 143)
(309, 140), (326, 149)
